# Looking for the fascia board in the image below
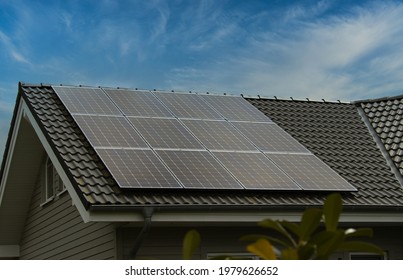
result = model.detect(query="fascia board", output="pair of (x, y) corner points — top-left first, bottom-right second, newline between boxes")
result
(84, 207), (403, 224)
(150, 211), (403, 224)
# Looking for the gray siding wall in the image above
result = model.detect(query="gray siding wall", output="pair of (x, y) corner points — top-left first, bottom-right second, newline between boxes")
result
(19, 182), (117, 260)
(120, 226), (403, 260)
(120, 227), (265, 260)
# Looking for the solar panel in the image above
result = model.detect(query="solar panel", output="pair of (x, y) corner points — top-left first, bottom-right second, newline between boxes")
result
(96, 149), (181, 188)
(156, 150), (243, 189)
(266, 154), (357, 191)
(233, 122), (310, 153)
(54, 85), (357, 193)
(128, 117), (203, 150)
(53, 86), (121, 115)
(214, 152), (301, 190)
(201, 94), (271, 122)
(73, 115), (148, 148)
(182, 120), (257, 151)
(155, 92), (223, 120)
(104, 89), (173, 117)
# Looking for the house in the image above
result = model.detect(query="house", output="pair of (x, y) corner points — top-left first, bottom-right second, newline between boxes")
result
(0, 82), (403, 260)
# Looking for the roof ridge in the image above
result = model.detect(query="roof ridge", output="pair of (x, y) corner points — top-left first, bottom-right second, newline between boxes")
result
(354, 94), (403, 104)
(19, 83), (352, 103)
(22, 82), (403, 104)
(245, 95), (351, 104)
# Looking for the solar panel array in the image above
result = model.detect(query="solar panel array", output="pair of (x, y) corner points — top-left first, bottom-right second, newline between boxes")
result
(105, 89), (173, 117)
(213, 152), (301, 190)
(54, 86), (122, 115)
(267, 154), (355, 191)
(73, 115), (147, 148)
(96, 149), (181, 188)
(53, 86), (357, 192)
(157, 150), (243, 189)
(128, 117), (203, 150)
(201, 95), (272, 122)
(182, 120), (256, 151)
(233, 122), (310, 153)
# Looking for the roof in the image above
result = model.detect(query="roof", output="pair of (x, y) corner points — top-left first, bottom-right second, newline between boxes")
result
(360, 96), (403, 176)
(4, 83), (403, 210)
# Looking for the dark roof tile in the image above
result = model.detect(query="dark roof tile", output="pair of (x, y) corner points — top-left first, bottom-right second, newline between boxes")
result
(362, 96), (403, 176)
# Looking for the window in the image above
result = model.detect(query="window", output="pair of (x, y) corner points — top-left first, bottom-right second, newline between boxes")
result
(349, 252), (387, 260)
(46, 157), (54, 199)
(206, 253), (259, 260)
(41, 156), (65, 204)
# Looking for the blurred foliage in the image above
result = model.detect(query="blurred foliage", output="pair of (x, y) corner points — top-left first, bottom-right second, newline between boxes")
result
(183, 193), (383, 260)
(182, 229), (201, 260)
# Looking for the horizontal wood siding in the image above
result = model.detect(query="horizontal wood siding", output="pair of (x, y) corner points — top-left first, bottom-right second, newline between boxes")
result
(20, 183), (116, 259)
(120, 227), (263, 260)
(120, 226), (403, 260)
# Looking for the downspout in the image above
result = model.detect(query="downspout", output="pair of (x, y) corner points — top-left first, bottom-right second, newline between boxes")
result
(129, 207), (154, 259)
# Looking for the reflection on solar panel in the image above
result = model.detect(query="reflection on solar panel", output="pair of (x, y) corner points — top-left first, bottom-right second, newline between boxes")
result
(96, 149), (181, 188)
(105, 89), (173, 117)
(73, 115), (148, 148)
(155, 92), (223, 120)
(128, 117), (203, 150)
(182, 120), (257, 151)
(156, 150), (243, 189)
(53, 86), (121, 115)
(201, 95), (271, 122)
(267, 154), (357, 191)
(214, 152), (301, 190)
(233, 122), (310, 153)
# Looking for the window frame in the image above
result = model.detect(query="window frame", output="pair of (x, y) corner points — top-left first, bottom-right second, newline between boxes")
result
(349, 252), (387, 260)
(206, 253), (260, 260)
(40, 156), (66, 206)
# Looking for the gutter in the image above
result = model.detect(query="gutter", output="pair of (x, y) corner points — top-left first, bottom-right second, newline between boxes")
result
(129, 207), (154, 259)
(89, 203), (403, 213)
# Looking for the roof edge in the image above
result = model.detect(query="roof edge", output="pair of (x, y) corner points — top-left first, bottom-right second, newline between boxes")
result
(87, 204), (403, 223)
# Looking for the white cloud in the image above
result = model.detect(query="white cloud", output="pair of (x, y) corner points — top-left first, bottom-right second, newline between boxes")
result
(10, 50), (30, 64)
(284, 0), (331, 22)
(0, 30), (30, 65)
(167, 2), (403, 101)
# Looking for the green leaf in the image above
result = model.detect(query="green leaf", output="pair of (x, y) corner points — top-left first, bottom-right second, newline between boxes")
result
(323, 193), (343, 231)
(312, 230), (345, 259)
(300, 208), (322, 241)
(297, 244), (316, 260)
(240, 234), (289, 249)
(258, 219), (296, 247)
(338, 241), (383, 255)
(281, 248), (299, 260)
(182, 230), (200, 260)
(344, 228), (373, 238)
(279, 220), (301, 239)
(246, 238), (277, 260)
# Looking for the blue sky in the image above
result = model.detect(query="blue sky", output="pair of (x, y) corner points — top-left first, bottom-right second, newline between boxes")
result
(2, 0), (403, 155)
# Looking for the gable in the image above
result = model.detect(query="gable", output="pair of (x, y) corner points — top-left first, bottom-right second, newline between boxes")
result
(0, 99), (44, 245)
